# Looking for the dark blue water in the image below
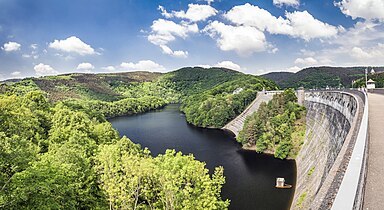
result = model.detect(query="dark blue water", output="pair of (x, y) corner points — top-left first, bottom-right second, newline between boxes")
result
(109, 104), (296, 210)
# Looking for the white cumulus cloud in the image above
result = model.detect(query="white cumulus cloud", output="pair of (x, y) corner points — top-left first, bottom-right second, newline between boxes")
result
(101, 66), (116, 71)
(150, 19), (198, 42)
(159, 4), (218, 22)
(294, 57), (318, 66)
(287, 66), (302, 72)
(203, 21), (267, 56)
(224, 4), (338, 41)
(49, 36), (96, 55)
(34, 63), (58, 76)
(2, 41), (21, 52)
(329, 21), (384, 50)
(215, 61), (242, 71)
(336, 0), (384, 21)
(77, 62), (95, 72)
(159, 45), (188, 58)
(318, 20), (384, 66)
(147, 18), (198, 58)
(10, 71), (21, 76)
(273, 0), (299, 7)
(120, 60), (166, 72)
(225, 4), (292, 35)
(148, 19), (198, 45)
(198, 61), (243, 71)
(350, 44), (384, 62)
(286, 11), (339, 41)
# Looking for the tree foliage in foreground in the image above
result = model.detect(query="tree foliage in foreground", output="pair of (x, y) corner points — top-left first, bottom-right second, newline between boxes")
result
(96, 139), (229, 210)
(0, 92), (229, 209)
(238, 89), (306, 159)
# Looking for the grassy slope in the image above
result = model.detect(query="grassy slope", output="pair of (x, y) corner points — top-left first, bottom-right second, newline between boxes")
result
(1, 68), (245, 103)
(165, 67), (243, 95)
(31, 72), (162, 102)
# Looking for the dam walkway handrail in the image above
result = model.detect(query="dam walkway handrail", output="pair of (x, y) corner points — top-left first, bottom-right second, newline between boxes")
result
(331, 91), (368, 210)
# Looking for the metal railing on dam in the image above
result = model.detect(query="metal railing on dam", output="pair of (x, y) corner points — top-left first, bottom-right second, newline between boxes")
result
(331, 91), (368, 210)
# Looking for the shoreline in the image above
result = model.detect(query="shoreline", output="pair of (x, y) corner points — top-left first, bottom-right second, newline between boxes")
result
(242, 144), (296, 160)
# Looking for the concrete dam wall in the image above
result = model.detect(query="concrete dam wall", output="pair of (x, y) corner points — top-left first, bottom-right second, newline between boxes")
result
(292, 91), (364, 209)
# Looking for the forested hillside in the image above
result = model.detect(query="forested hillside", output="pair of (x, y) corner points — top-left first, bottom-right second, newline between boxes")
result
(1, 67), (277, 127)
(181, 74), (277, 127)
(167, 67), (278, 128)
(262, 66), (384, 89)
(0, 72), (175, 118)
(260, 72), (294, 85)
(238, 89), (306, 159)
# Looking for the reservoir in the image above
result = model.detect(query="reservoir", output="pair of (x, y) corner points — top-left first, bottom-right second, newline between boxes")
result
(109, 104), (296, 210)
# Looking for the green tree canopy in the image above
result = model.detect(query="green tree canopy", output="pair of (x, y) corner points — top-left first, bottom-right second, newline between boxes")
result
(238, 89), (306, 159)
(96, 138), (229, 210)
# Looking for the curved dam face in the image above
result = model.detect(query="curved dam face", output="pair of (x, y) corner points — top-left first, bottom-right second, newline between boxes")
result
(292, 91), (362, 209)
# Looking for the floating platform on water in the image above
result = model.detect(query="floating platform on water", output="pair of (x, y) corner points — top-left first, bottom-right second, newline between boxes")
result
(276, 184), (292, 189)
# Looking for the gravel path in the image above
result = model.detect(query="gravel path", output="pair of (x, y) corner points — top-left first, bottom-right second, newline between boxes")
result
(363, 93), (384, 209)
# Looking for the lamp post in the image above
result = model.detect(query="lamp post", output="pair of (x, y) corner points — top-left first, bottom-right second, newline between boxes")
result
(365, 68), (368, 88)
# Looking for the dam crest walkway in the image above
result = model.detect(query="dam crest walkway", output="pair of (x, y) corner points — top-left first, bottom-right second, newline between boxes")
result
(363, 92), (384, 210)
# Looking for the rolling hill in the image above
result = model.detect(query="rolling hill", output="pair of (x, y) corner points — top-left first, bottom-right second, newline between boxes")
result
(262, 66), (384, 89)
(0, 67), (277, 128)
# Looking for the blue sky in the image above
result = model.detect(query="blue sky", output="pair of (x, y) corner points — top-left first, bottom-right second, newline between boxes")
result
(1, 0), (384, 79)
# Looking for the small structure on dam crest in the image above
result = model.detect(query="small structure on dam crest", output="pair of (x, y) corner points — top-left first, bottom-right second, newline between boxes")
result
(367, 79), (375, 89)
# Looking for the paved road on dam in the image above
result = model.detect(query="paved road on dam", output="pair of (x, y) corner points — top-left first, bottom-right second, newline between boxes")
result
(364, 93), (384, 209)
